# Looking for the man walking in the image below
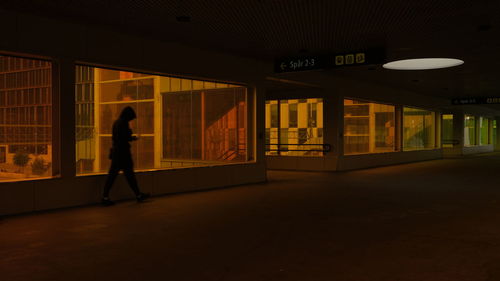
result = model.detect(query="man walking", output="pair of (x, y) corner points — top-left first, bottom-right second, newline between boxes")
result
(102, 106), (150, 206)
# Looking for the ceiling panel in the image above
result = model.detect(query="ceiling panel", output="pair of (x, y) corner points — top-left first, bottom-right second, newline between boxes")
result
(1, 0), (500, 105)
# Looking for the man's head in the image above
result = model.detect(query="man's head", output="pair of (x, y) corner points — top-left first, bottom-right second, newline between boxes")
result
(119, 106), (136, 121)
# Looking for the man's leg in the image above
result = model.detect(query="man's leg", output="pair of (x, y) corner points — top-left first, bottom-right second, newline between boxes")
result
(123, 165), (141, 196)
(103, 162), (120, 198)
(122, 151), (149, 201)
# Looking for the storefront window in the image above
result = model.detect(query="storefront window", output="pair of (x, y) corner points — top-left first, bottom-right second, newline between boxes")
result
(403, 107), (436, 150)
(75, 66), (250, 175)
(480, 117), (490, 145)
(442, 114), (454, 148)
(464, 115), (476, 146)
(0, 55), (52, 181)
(265, 98), (323, 156)
(344, 99), (396, 155)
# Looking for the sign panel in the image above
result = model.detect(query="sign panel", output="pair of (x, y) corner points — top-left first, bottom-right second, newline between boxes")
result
(276, 56), (324, 73)
(452, 97), (500, 105)
(274, 48), (385, 73)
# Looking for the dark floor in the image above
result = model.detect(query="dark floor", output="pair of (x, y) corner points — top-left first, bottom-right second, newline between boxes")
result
(3, 154), (500, 281)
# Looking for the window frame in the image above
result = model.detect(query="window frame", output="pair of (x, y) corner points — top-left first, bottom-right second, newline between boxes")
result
(75, 64), (253, 176)
(265, 98), (324, 157)
(0, 52), (56, 182)
(343, 97), (398, 155)
(402, 106), (438, 151)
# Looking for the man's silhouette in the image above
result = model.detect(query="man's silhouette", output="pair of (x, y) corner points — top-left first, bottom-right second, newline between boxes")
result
(102, 106), (150, 206)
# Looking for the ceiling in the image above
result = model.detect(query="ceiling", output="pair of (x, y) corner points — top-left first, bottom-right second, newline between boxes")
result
(2, 0), (500, 106)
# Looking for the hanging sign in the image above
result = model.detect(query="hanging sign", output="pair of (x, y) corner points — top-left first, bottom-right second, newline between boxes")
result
(452, 97), (500, 105)
(274, 48), (385, 73)
(275, 56), (324, 73)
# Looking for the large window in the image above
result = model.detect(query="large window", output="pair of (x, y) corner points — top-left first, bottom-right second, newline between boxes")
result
(480, 117), (490, 145)
(265, 98), (323, 156)
(403, 107), (436, 150)
(0, 55), (52, 181)
(344, 99), (396, 155)
(464, 115), (476, 146)
(442, 114), (454, 148)
(76, 66), (249, 175)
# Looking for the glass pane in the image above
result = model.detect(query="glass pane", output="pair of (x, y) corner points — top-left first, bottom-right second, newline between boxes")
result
(99, 78), (154, 102)
(134, 136), (154, 169)
(100, 103), (137, 134)
(0, 55), (52, 181)
(202, 88), (246, 161)
(137, 102), (154, 134)
(403, 107), (435, 150)
(464, 115), (476, 146)
(344, 99), (396, 155)
(442, 114), (454, 148)
(480, 117), (489, 145)
(162, 91), (194, 160)
(76, 65), (250, 175)
(265, 98), (323, 156)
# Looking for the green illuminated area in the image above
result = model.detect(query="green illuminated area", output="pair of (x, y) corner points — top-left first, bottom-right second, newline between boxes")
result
(480, 117), (490, 145)
(464, 115), (476, 146)
(442, 114), (454, 148)
(403, 107), (436, 151)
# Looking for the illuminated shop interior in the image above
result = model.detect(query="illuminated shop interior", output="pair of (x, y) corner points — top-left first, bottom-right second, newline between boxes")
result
(0, 56), (52, 181)
(464, 115), (476, 146)
(265, 98), (323, 156)
(76, 66), (249, 175)
(0, 57), (252, 181)
(441, 114), (453, 148)
(403, 107), (436, 151)
(480, 117), (490, 145)
(0, 53), (497, 183)
(344, 99), (396, 155)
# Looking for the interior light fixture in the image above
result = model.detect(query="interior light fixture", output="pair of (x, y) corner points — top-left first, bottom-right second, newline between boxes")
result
(383, 58), (464, 70)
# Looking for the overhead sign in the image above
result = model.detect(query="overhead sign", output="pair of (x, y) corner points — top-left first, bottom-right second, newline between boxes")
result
(276, 56), (324, 73)
(452, 97), (500, 105)
(275, 48), (385, 73)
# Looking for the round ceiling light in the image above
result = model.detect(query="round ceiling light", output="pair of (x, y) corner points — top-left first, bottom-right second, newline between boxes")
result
(383, 58), (464, 70)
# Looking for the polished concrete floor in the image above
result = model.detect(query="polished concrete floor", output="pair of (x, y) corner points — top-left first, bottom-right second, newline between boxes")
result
(3, 154), (500, 281)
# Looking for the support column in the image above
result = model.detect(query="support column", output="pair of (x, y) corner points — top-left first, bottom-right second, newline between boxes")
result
(435, 112), (441, 148)
(323, 90), (341, 170)
(53, 58), (76, 178)
(454, 112), (465, 155)
(395, 106), (403, 151)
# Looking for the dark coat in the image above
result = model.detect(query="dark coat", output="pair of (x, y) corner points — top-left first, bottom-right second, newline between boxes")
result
(112, 106), (136, 151)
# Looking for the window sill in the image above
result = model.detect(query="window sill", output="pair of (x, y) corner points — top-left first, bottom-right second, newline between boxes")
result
(75, 160), (258, 177)
(0, 175), (60, 183)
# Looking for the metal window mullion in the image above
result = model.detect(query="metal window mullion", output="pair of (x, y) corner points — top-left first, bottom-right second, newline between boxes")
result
(277, 100), (281, 155)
